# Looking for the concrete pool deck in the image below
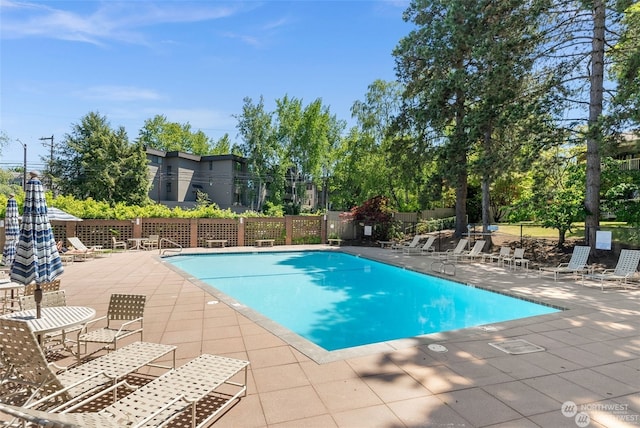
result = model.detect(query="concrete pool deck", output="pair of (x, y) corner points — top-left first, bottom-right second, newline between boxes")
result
(56, 245), (639, 427)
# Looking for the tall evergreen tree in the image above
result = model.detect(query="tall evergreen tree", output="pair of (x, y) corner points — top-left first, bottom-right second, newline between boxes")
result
(49, 112), (150, 205)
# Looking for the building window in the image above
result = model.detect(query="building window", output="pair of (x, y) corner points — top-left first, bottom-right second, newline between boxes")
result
(209, 161), (213, 171)
(166, 182), (171, 193)
(166, 165), (172, 176)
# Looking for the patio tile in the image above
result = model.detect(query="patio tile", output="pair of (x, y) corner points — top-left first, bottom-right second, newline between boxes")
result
(559, 369), (639, 398)
(360, 372), (432, 402)
(447, 359), (515, 387)
(332, 404), (404, 428)
(252, 363), (311, 393)
(314, 378), (382, 412)
(482, 380), (561, 416)
(485, 355), (553, 379)
(269, 414), (337, 428)
(258, 385), (328, 425)
(299, 359), (359, 384)
(247, 345), (298, 369)
(405, 363), (474, 394)
(522, 374), (606, 405)
(387, 396), (471, 427)
(437, 388), (522, 426)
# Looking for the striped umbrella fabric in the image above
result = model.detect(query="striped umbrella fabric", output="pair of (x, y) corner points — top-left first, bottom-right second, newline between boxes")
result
(2, 197), (19, 267)
(10, 174), (64, 286)
(47, 207), (82, 222)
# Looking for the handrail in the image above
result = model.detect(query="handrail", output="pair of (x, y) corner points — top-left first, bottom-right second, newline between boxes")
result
(159, 238), (182, 256)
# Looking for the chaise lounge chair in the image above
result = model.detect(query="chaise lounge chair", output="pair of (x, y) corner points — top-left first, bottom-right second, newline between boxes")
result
(67, 237), (108, 258)
(0, 354), (249, 428)
(392, 235), (424, 252)
(502, 248), (529, 270)
(0, 318), (176, 411)
(482, 246), (511, 265)
(449, 240), (485, 262)
(430, 239), (469, 260)
(539, 245), (591, 281)
(582, 249), (640, 290)
(403, 235), (436, 255)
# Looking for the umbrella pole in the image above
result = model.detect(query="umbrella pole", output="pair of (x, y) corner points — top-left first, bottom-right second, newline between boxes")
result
(34, 283), (43, 319)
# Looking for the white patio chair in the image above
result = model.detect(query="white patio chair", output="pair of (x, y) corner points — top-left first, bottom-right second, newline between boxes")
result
(76, 294), (146, 362)
(403, 235), (436, 255)
(582, 249), (640, 290)
(0, 318), (176, 412)
(539, 245), (591, 281)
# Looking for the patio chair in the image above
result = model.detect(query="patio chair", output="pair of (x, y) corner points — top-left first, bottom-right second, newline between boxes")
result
(23, 279), (61, 296)
(431, 239), (469, 259)
(503, 248), (529, 270)
(111, 236), (127, 251)
(0, 353), (249, 428)
(482, 246), (511, 264)
(539, 245), (591, 281)
(391, 235), (423, 252)
(450, 240), (486, 262)
(67, 237), (108, 258)
(76, 293), (146, 361)
(582, 249), (640, 290)
(403, 235), (436, 255)
(143, 235), (160, 251)
(0, 318), (176, 411)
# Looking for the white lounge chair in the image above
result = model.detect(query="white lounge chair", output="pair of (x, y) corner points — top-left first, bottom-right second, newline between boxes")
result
(582, 249), (640, 290)
(539, 245), (591, 281)
(392, 235), (423, 252)
(431, 239), (468, 260)
(482, 246), (511, 264)
(0, 318), (176, 411)
(403, 236), (436, 255)
(450, 240), (485, 262)
(67, 237), (108, 258)
(0, 354), (249, 428)
(503, 248), (529, 270)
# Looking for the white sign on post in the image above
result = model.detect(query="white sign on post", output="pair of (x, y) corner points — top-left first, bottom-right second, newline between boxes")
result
(595, 230), (612, 250)
(364, 225), (372, 236)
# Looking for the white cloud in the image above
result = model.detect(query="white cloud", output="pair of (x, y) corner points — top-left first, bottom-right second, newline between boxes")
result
(0, 0), (241, 46)
(78, 85), (163, 102)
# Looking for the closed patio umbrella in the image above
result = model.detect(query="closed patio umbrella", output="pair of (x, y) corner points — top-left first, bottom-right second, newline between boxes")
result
(2, 195), (19, 267)
(47, 207), (83, 222)
(10, 172), (64, 318)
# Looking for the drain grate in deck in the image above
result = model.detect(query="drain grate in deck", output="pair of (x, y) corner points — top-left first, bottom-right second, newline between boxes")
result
(489, 339), (545, 355)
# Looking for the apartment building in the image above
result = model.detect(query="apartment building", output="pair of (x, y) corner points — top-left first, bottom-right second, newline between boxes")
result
(146, 148), (250, 210)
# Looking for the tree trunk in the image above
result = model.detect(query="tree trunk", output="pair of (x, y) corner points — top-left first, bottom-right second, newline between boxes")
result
(585, 0), (605, 249)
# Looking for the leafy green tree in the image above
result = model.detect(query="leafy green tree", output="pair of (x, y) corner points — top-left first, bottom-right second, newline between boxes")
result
(522, 147), (586, 246)
(137, 114), (213, 155)
(234, 96), (278, 211)
(210, 134), (242, 155)
(610, 1), (640, 127)
(49, 112), (150, 205)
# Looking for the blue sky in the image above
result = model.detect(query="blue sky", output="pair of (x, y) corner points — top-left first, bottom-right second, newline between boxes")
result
(0, 0), (412, 169)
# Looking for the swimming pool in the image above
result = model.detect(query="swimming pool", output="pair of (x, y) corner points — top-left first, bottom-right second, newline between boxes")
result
(166, 251), (560, 353)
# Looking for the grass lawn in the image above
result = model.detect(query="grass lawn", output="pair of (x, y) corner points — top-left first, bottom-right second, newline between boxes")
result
(494, 222), (629, 239)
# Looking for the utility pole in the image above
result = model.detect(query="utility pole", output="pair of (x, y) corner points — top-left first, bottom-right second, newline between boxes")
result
(40, 135), (54, 163)
(16, 139), (27, 190)
(39, 135), (54, 189)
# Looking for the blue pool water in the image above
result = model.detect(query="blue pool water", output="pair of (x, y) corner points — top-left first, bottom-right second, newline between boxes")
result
(167, 251), (560, 351)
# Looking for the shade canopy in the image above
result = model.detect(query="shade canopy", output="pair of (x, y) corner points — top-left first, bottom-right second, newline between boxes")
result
(2, 197), (19, 267)
(10, 174), (64, 286)
(48, 207), (83, 222)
